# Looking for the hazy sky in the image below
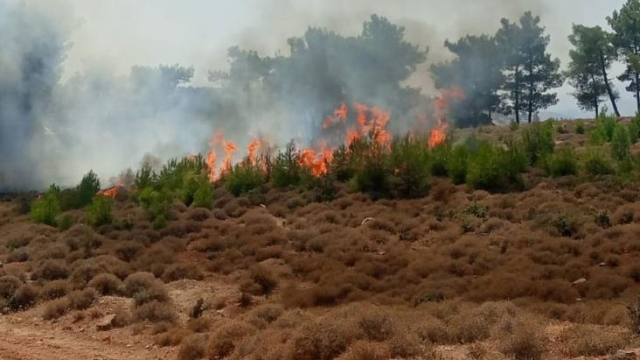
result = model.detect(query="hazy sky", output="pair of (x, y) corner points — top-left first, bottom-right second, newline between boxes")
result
(46, 0), (632, 118)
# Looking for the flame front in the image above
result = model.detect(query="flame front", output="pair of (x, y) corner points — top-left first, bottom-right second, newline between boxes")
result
(203, 91), (462, 181)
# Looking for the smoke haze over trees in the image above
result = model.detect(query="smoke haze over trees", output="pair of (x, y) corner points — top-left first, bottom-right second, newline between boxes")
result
(0, 0), (638, 190)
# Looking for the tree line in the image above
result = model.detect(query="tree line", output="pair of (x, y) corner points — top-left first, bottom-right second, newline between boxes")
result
(434, 0), (640, 126)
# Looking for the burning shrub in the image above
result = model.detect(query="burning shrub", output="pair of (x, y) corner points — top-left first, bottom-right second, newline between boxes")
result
(87, 195), (113, 227)
(388, 136), (430, 199)
(224, 160), (265, 196)
(30, 185), (61, 226)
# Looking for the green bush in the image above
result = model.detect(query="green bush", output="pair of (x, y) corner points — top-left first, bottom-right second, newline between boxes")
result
(389, 136), (430, 198)
(30, 185), (61, 226)
(224, 160), (264, 196)
(629, 115), (640, 143)
(466, 141), (526, 192)
(589, 113), (617, 145)
(575, 121), (585, 134)
(192, 181), (213, 209)
(612, 124), (631, 161)
(271, 141), (303, 188)
(583, 148), (614, 176)
(547, 148), (578, 177)
(447, 145), (469, 185)
(139, 188), (172, 227)
(429, 143), (451, 177)
(87, 195), (113, 227)
(353, 142), (390, 198)
(57, 214), (73, 231)
(521, 121), (555, 166)
(329, 145), (356, 182)
(76, 170), (100, 208)
(135, 163), (157, 189)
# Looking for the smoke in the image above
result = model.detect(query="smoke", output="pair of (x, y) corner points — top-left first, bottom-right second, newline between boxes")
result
(0, 0), (627, 190)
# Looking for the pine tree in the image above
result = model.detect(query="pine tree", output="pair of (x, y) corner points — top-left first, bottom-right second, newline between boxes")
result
(496, 12), (563, 123)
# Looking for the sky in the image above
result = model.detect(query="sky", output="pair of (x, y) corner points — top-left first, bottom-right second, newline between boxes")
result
(40, 0), (635, 118)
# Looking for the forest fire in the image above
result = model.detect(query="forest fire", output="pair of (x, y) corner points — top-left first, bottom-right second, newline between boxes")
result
(429, 87), (465, 148)
(204, 88), (462, 181)
(97, 186), (121, 199)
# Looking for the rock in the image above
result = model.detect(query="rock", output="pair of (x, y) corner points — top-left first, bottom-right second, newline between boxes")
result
(259, 204), (267, 208)
(572, 278), (587, 285)
(610, 350), (637, 360)
(599, 262), (608, 267)
(96, 314), (116, 331)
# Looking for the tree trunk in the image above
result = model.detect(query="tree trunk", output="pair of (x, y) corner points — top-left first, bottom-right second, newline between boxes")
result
(514, 65), (520, 124)
(528, 67), (534, 123)
(591, 73), (599, 118)
(635, 70), (640, 112)
(600, 50), (621, 117)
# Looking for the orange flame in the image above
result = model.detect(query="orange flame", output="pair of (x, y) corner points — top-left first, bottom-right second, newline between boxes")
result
(98, 186), (120, 199)
(429, 87), (465, 148)
(247, 140), (260, 165)
(323, 102), (349, 128)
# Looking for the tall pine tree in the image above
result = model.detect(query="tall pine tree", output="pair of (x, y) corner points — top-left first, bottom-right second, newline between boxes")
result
(496, 12), (563, 123)
(566, 25), (619, 118)
(608, 0), (640, 112)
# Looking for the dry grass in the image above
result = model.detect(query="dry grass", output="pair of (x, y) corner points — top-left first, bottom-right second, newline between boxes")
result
(560, 325), (631, 357)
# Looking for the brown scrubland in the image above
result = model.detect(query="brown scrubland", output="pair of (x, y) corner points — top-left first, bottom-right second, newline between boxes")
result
(2, 118), (640, 360)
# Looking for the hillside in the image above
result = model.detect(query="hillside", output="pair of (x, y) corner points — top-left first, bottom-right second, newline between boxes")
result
(2, 118), (640, 360)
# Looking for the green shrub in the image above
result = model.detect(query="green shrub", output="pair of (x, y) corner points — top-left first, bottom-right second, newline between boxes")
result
(30, 185), (61, 226)
(224, 161), (264, 196)
(429, 143), (451, 177)
(271, 141), (303, 188)
(466, 141), (526, 192)
(135, 163), (157, 189)
(87, 195), (113, 227)
(353, 142), (390, 198)
(57, 214), (73, 231)
(389, 136), (430, 198)
(629, 115), (640, 143)
(547, 148), (578, 177)
(589, 113), (617, 145)
(612, 124), (631, 161)
(139, 188), (171, 226)
(192, 181), (213, 209)
(521, 121), (555, 166)
(330, 146), (356, 182)
(447, 145), (469, 185)
(583, 148), (614, 176)
(76, 170), (100, 208)
(575, 121), (585, 134)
